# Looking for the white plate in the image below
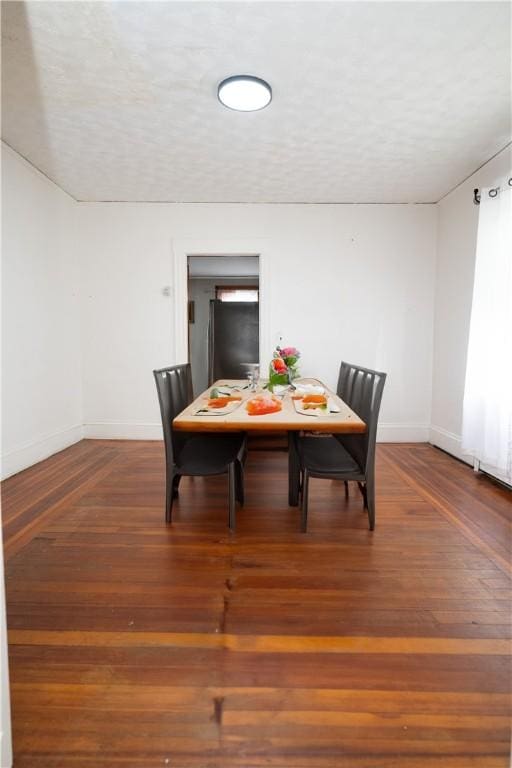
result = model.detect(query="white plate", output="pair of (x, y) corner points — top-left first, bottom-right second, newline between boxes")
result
(293, 399), (327, 417)
(293, 397), (341, 416)
(194, 399), (243, 416)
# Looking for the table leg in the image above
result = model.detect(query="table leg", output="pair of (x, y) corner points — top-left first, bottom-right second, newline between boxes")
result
(288, 431), (300, 506)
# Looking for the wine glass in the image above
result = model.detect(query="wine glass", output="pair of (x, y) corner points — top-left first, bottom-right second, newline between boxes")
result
(242, 362), (260, 391)
(251, 364), (260, 391)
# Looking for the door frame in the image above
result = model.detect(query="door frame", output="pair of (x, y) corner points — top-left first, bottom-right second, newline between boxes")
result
(172, 238), (272, 371)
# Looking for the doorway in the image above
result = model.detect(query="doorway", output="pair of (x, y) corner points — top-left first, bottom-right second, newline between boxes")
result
(187, 255), (260, 396)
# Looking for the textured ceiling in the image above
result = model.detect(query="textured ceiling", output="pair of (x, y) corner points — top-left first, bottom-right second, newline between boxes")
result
(2, 1), (511, 203)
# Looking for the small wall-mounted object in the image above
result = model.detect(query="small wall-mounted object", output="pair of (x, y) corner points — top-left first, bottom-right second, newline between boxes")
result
(474, 178), (512, 205)
(188, 300), (195, 324)
(162, 286), (171, 297)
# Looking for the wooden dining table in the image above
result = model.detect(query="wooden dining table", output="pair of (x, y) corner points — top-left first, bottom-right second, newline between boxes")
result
(173, 379), (366, 506)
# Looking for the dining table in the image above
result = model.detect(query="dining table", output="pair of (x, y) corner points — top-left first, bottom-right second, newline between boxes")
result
(172, 379), (366, 506)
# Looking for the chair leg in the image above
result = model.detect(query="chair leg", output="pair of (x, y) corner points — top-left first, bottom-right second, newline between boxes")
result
(288, 432), (300, 506)
(344, 481), (349, 499)
(358, 481), (368, 509)
(235, 460), (244, 506)
(301, 469), (310, 532)
(228, 462), (236, 532)
(165, 479), (172, 524)
(166, 471), (179, 524)
(366, 480), (375, 531)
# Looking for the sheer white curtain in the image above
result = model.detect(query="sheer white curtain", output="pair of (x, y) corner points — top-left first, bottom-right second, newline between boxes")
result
(462, 176), (512, 482)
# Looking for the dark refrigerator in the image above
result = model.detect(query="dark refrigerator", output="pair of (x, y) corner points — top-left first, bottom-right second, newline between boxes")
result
(208, 300), (259, 384)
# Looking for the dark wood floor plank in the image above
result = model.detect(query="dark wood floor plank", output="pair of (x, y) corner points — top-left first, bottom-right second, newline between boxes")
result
(2, 439), (511, 766)
(8, 756), (510, 768)
(382, 445), (512, 569)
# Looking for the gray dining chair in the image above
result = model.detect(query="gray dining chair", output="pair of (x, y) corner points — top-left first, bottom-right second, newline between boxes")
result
(153, 364), (246, 530)
(297, 362), (387, 531)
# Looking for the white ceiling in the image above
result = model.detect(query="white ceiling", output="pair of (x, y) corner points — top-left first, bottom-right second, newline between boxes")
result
(2, 1), (510, 203)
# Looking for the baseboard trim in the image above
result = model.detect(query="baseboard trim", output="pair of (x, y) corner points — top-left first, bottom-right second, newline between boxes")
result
(0, 422), (464, 478)
(429, 425), (472, 466)
(1, 424), (84, 480)
(83, 422), (163, 440)
(84, 421), (427, 443)
(377, 424), (429, 442)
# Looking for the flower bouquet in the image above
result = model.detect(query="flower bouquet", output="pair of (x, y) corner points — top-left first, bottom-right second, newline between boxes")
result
(267, 346), (301, 391)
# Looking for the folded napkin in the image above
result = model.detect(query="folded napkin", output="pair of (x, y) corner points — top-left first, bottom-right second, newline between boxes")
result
(294, 384), (325, 396)
(328, 397), (341, 413)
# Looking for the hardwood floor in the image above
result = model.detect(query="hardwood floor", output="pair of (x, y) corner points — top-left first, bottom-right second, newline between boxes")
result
(2, 440), (511, 767)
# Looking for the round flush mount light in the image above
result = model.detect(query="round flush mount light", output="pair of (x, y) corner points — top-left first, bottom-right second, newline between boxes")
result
(218, 75), (272, 112)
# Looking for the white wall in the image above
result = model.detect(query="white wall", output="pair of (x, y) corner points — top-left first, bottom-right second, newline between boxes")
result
(78, 202), (437, 441)
(431, 146), (511, 461)
(1, 145), (441, 458)
(1, 145), (82, 478)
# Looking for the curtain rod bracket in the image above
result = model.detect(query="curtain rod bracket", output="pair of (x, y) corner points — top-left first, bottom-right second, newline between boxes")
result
(474, 178), (511, 205)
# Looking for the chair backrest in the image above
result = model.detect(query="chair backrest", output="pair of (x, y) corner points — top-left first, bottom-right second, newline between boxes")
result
(336, 362), (387, 475)
(153, 364), (193, 466)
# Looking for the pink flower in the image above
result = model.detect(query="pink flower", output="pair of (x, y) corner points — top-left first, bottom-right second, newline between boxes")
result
(280, 347), (299, 358)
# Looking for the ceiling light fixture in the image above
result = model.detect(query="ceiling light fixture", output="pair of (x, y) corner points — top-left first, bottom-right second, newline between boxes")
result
(218, 75), (272, 112)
